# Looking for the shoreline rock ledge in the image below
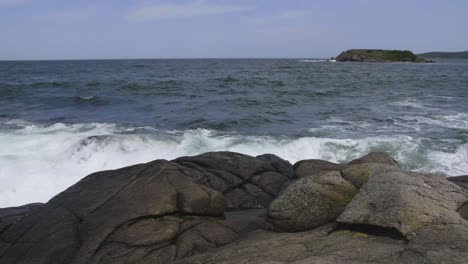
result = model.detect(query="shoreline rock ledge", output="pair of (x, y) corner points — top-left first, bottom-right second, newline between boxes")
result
(1, 151), (468, 264)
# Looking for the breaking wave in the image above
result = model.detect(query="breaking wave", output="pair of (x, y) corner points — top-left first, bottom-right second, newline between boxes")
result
(1, 120), (467, 207)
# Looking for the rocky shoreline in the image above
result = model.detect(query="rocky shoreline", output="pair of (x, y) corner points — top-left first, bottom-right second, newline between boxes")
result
(1, 151), (467, 263)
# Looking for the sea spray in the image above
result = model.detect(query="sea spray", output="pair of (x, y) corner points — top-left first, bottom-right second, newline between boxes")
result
(1, 121), (467, 207)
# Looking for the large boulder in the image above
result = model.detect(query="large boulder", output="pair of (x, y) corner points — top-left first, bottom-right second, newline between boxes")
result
(293, 159), (344, 178)
(268, 162), (401, 232)
(0, 160), (228, 264)
(348, 152), (399, 167)
(174, 152), (295, 209)
(341, 163), (400, 189)
(256, 154), (295, 179)
(338, 170), (467, 238)
(0, 152), (293, 264)
(175, 166), (468, 264)
(268, 172), (357, 232)
(292, 152), (398, 180)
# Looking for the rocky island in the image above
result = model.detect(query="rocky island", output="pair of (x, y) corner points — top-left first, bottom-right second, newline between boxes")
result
(1, 151), (468, 264)
(336, 49), (433, 63)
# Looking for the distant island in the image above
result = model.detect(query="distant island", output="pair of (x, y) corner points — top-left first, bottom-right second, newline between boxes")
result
(417, 51), (468, 59)
(336, 49), (433, 63)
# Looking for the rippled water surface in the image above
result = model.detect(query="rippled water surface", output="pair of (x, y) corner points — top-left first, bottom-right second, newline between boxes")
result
(1, 59), (467, 206)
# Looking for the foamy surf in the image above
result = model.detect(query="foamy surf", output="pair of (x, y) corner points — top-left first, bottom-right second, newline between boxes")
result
(1, 120), (467, 207)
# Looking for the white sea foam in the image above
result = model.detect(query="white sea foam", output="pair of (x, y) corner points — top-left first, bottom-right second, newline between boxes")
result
(389, 99), (425, 109)
(78, 95), (95, 100)
(388, 98), (439, 110)
(399, 113), (468, 130)
(0, 121), (467, 207)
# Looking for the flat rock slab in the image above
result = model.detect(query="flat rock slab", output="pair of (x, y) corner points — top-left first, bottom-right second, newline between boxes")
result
(173, 223), (406, 264)
(174, 222), (468, 264)
(338, 170), (467, 238)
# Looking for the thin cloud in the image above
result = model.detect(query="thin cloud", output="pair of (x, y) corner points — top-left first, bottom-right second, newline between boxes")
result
(127, 0), (252, 21)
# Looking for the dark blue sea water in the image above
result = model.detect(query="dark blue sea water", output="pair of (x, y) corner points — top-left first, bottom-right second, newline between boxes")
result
(1, 59), (467, 206)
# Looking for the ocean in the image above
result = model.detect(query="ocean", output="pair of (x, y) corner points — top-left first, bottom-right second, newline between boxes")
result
(0, 58), (467, 207)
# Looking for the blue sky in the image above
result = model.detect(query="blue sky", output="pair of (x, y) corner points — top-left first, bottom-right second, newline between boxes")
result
(1, 0), (467, 60)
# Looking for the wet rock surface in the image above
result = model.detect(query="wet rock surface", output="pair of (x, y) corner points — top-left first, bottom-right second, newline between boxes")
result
(1, 151), (467, 264)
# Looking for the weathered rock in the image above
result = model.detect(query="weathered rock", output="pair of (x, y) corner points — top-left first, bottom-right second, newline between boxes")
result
(447, 176), (468, 219)
(0, 203), (43, 256)
(223, 209), (271, 232)
(348, 152), (399, 167)
(401, 223), (468, 263)
(458, 204), (468, 220)
(173, 223), (406, 264)
(293, 159), (344, 178)
(256, 154), (295, 179)
(341, 163), (400, 189)
(174, 152), (295, 209)
(0, 203), (42, 235)
(269, 171), (357, 232)
(447, 175), (468, 189)
(0, 152), (293, 264)
(175, 221), (468, 264)
(338, 170), (467, 238)
(0, 160), (227, 264)
(2, 152), (468, 264)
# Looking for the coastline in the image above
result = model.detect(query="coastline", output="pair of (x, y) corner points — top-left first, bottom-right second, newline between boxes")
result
(1, 151), (467, 263)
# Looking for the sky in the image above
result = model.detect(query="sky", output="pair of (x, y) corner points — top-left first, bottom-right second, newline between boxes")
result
(0, 0), (467, 60)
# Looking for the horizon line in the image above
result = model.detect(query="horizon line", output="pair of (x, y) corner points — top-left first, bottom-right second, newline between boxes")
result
(0, 57), (335, 62)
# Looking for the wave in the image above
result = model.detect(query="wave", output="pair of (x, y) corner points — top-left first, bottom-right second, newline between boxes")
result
(388, 99), (433, 110)
(30, 81), (72, 88)
(0, 120), (467, 207)
(398, 113), (468, 130)
(75, 95), (95, 100)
